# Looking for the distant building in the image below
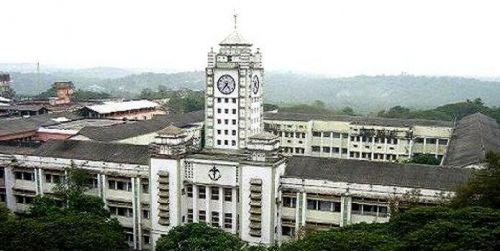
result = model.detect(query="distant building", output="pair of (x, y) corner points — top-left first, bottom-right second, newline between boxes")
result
(81, 100), (165, 120)
(0, 73), (10, 95)
(48, 81), (74, 106)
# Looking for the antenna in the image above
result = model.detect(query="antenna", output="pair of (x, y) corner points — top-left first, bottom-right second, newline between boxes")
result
(233, 11), (238, 30)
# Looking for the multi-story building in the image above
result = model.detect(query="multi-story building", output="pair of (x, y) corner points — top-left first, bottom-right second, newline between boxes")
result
(1, 17), (498, 250)
(264, 112), (453, 163)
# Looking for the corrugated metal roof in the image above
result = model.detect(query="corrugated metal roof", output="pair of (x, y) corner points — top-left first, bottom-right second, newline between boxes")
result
(285, 156), (473, 191)
(85, 100), (159, 114)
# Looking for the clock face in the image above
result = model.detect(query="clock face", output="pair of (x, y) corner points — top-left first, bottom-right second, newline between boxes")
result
(252, 75), (259, 94)
(217, 75), (236, 95)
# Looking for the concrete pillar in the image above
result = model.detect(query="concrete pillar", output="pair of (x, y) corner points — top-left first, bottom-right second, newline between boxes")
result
(131, 177), (139, 250)
(219, 187), (224, 227)
(100, 174), (107, 207)
(435, 140), (439, 158)
(346, 133), (351, 159)
(35, 168), (43, 195)
(423, 137), (427, 153)
(301, 192), (307, 227)
(4, 167), (15, 211)
(340, 196), (352, 227)
(193, 185), (199, 223)
(339, 133), (344, 158)
(294, 192), (300, 232)
(383, 138), (388, 161)
(371, 137), (375, 161)
(231, 187), (237, 234)
(206, 185), (211, 225)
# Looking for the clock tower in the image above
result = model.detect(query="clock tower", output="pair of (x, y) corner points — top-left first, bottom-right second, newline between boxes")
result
(204, 14), (264, 150)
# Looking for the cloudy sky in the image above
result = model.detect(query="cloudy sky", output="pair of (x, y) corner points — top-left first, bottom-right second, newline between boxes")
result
(1, 0), (499, 76)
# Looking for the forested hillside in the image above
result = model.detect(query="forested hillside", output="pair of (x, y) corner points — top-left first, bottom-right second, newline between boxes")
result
(5, 68), (500, 112)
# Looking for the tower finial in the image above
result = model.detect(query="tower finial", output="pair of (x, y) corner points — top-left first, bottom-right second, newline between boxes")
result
(233, 11), (238, 30)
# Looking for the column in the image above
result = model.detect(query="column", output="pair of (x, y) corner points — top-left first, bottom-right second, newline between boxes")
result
(301, 192), (307, 227)
(36, 168), (43, 195)
(231, 187), (237, 234)
(193, 185), (199, 223)
(100, 174), (107, 207)
(131, 177), (139, 250)
(340, 196), (352, 227)
(219, 187), (224, 227)
(206, 186), (211, 225)
(371, 137), (375, 161)
(383, 138), (388, 161)
(346, 133), (351, 159)
(339, 133), (344, 158)
(435, 140), (439, 158)
(408, 138), (414, 158)
(294, 192), (300, 233)
(423, 137), (427, 153)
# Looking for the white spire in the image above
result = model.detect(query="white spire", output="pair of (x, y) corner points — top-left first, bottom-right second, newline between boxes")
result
(219, 13), (252, 46)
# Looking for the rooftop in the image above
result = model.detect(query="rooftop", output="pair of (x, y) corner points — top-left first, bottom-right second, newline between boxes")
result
(77, 110), (204, 142)
(443, 113), (500, 167)
(0, 112), (83, 138)
(285, 156), (473, 191)
(264, 112), (454, 128)
(220, 30), (252, 46)
(84, 100), (159, 114)
(32, 140), (150, 165)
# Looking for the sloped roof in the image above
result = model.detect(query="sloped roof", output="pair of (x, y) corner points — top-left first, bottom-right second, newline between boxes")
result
(0, 112), (83, 138)
(33, 140), (150, 165)
(158, 125), (184, 136)
(285, 156), (473, 191)
(219, 30), (252, 46)
(443, 113), (500, 167)
(77, 110), (204, 142)
(264, 112), (453, 128)
(249, 131), (278, 140)
(84, 100), (159, 114)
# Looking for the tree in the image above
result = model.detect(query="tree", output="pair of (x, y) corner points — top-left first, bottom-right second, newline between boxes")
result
(408, 154), (441, 165)
(155, 223), (243, 251)
(0, 163), (127, 251)
(452, 151), (500, 209)
(263, 103), (279, 112)
(340, 106), (355, 116)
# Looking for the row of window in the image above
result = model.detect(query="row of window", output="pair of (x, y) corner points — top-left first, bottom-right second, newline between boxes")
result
(311, 146), (348, 154)
(217, 129), (237, 136)
(186, 209), (233, 229)
(216, 98), (237, 103)
(350, 152), (399, 160)
(217, 108), (237, 115)
(415, 138), (448, 145)
(281, 132), (306, 138)
(107, 179), (149, 193)
(283, 197), (388, 217)
(281, 147), (305, 154)
(312, 132), (348, 138)
(186, 185), (234, 201)
(109, 206), (151, 219)
(124, 227), (151, 245)
(216, 119), (237, 125)
(351, 136), (400, 144)
(216, 139), (236, 146)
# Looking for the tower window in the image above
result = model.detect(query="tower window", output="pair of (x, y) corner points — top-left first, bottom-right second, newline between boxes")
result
(224, 109), (229, 114)
(217, 108), (221, 113)
(217, 98), (221, 103)
(217, 119), (221, 124)
(217, 140), (221, 145)
(224, 140), (228, 145)
(232, 119), (236, 125)
(232, 98), (236, 103)
(231, 140), (236, 146)
(232, 130), (236, 136)
(217, 130), (221, 135)
(224, 119), (229, 124)
(225, 98), (229, 103)
(198, 186), (206, 199)
(232, 109), (236, 114)
(224, 130), (228, 135)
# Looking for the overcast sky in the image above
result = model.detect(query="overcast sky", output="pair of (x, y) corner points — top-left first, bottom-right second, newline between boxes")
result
(1, 0), (500, 76)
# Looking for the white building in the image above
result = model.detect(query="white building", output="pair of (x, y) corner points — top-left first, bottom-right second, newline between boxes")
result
(0, 17), (493, 250)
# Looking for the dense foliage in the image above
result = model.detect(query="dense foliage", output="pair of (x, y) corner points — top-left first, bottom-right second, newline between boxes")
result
(407, 153), (441, 165)
(378, 98), (500, 123)
(0, 163), (127, 251)
(155, 223), (243, 251)
(279, 100), (356, 116)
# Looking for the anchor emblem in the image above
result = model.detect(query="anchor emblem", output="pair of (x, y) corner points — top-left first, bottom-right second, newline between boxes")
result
(208, 166), (221, 181)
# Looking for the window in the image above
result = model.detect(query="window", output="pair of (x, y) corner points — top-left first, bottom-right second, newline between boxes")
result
(307, 199), (341, 212)
(342, 148), (348, 154)
(323, 132), (331, 137)
(322, 147), (331, 153)
(231, 140), (236, 146)
(217, 130), (221, 135)
(232, 119), (236, 125)
(415, 138), (424, 143)
(198, 186), (206, 199)
(217, 108), (221, 113)
(232, 98), (236, 103)
(232, 109), (237, 114)
(143, 235), (151, 245)
(143, 210), (150, 219)
(108, 179), (132, 191)
(15, 171), (34, 181)
(224, 119), (228, 124)
(438, 139), (448, 145)
(282, 226), (295, 237)
(224, 213), (232, 228)
(0, 169), (4, 178)
(224, 129), (228, 135)
(224, 140), (228, 145)
(307, 199), (317, 210)
(312, 146), (320, 152)
(217, 98), (221, 103)
(217, 119), (221, 124)
(187, 209), (193, 223)
(186, 185), (193, 197)
(312, 131), (321, 137)
(45, 173), (62, 184)
(211, 187), (219, 200)
(109, 206), (133, 217)
(199, 210), (206, 222)
(232, 130), (236, 136)
(142, 180), (149, 193)
(15, 195), (33, 204)
(224, 109), (229, 114)
(333, 147), (340, 153)
(426, 138), (437, 144)
(224, 188), (232, 201)
(224, 98), (229, 103)
(217, 140), (221, 145)
(332, 132), (341, 138)
(211, 212), (220, 227)
(283, 197), (297, 208)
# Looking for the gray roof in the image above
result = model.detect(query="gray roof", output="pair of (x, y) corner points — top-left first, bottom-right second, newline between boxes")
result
(78, 110), (204, 142)
(219, 30), (252, 46)
(0, 144), (39, 155)
(285, 156), (473, 191)
(443, 113), (500, 167)
(249, 131), (278, 140)
(264, 112), (453, 128)
(32, 140), (150, 165)
(0, 112), (83, 137)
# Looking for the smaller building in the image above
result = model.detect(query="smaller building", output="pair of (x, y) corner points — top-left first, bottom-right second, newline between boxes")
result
(49, 81), (74, 106)
(81, 100), (164, 120)
(0, 73), (10, 95)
